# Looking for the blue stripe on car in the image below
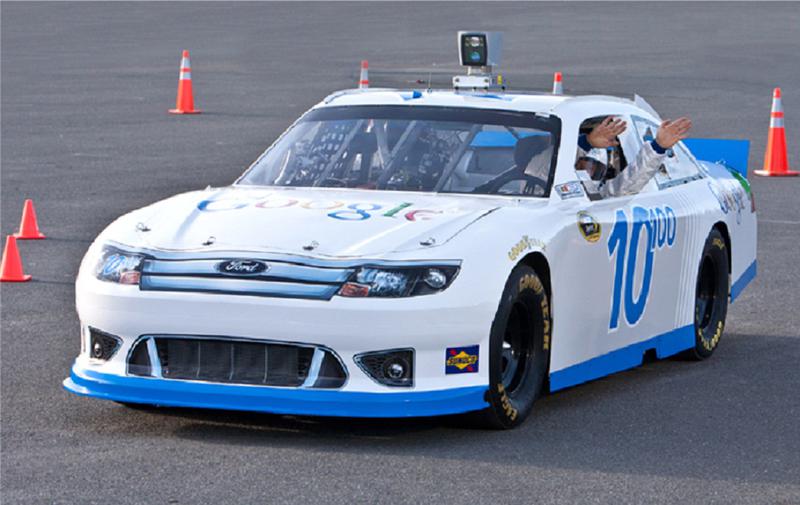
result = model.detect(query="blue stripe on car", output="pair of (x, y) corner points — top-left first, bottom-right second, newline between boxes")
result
(550, 260), (757, 391)
(731, 259), (757, 303)
(63, 365), (489, 418)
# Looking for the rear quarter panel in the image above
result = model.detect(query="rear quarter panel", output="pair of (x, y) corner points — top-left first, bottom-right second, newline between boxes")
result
(700, 162), (758, 302)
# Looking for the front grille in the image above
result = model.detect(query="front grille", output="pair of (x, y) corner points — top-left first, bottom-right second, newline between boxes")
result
(128, 336), (346, 389)
(139, 258), (355, 300)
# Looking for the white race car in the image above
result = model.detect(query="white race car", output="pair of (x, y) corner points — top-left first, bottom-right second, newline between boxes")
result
(64, 33), (757, 428)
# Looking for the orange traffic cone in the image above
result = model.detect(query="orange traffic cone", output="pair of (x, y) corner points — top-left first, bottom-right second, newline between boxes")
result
(14, 199), (45, 239)
(552, 72), (563, 95)
(755, 88), (797, 176)
(359, 60), (369, 89)
(0, 236), (31, 282)
(169, 50), (200, 114)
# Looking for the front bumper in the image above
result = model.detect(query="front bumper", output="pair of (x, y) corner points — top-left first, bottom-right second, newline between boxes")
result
(67, 257), (500, 416)
(64, 362), (488, 417)
(74, 270), (498, 393)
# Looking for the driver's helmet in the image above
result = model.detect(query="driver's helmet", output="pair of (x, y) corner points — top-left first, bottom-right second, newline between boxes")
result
(576, 148), (609, 181)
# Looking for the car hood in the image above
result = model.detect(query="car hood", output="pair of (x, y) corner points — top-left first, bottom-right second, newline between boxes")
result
(118, 186), (509, 258)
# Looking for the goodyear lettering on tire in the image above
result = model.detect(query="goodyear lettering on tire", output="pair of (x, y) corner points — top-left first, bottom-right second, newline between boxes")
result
(496, 383), (518, 421)
(541, 297), (551, 351)
(698, 320), (724, 351)
(519, 274), (544, 295)
(518, 274), (550, 351)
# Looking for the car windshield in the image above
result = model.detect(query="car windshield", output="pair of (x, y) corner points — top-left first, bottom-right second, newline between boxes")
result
(238, 105), (561, 197)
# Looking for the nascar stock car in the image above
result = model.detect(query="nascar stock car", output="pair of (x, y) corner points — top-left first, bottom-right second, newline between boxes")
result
(64, 32), (757, 428)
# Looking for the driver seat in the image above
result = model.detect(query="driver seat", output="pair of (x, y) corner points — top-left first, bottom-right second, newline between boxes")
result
(513, 134), (551, 177)
(473, 134), (552, 195)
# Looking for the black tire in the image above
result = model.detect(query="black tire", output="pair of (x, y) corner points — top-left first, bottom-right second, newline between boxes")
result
(476, 265), (551, 429)
(687, 228), (729, 360)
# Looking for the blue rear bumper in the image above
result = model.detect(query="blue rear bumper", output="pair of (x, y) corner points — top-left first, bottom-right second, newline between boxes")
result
(63, 363), (489, 418)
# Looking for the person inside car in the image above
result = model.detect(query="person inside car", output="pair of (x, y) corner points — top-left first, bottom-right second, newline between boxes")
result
(576, 116), (692, 197)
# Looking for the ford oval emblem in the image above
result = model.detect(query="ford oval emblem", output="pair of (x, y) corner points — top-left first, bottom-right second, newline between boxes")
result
(216, 259), (269, 276)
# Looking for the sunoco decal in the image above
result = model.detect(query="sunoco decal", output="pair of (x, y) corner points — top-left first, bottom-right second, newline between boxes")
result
(445, 345), (479, 374)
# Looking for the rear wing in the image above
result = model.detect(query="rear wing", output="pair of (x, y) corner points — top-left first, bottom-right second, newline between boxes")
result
(683, 138), (750, 177)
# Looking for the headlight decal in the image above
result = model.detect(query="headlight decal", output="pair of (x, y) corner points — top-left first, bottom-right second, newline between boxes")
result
(355, 268), (411, 296)
(338, 265), (459, 298)
(95, 246), (146, 285)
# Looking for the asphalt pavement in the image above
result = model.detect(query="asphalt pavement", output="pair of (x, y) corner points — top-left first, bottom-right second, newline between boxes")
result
(2, 3), (799, 504)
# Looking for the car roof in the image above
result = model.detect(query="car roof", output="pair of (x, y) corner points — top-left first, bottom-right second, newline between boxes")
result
(318, 88), (652, 121)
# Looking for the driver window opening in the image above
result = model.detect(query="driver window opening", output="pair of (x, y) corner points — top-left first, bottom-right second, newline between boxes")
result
(575, 115), (629, 185)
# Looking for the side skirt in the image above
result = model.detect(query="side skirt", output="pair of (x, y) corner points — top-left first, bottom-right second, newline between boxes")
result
(548, 324), (695, 392)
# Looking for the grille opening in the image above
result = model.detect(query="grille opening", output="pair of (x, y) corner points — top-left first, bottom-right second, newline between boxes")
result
(88, 328), (122, 361)
(127, 339), (152, 376)
(231, 341), (269, 384)
(129, 337), (346, 389)
(314, 352), (349, 388)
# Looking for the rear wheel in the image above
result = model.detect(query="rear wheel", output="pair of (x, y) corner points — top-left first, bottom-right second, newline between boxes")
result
(477, 266), (551, 429)
(687, 228), (729, 360)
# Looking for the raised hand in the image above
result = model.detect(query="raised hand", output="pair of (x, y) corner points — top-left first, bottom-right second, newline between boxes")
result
(587, 116), (627, 148)
(656, 117), (692, 149)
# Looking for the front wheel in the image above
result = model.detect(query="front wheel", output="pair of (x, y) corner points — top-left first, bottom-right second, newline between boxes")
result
(687, 228), (730, 360)
(477, 266), (551, 429)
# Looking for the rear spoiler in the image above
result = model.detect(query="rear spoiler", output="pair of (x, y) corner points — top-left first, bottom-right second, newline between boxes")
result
(683, 138), (750, 177)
